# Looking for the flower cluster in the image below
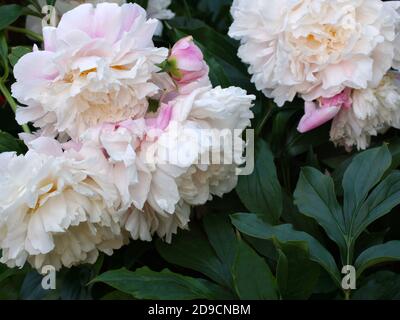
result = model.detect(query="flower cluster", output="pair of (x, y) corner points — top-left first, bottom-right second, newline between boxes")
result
(229, 0), (400, 150)
(1, 3), (254, 270)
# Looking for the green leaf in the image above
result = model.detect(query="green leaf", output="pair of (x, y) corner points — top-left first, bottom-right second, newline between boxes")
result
(294, 145), (400, 271)
(232, 240), (279, 300)
(8, 46), (31, 67)
(92, 267), (233, 300)
(275, 242), (321, 300)
(330, 155), (354, 196)
(59, 267), (93, 300)
(206, 55), (231, 87)
(355, 241), (400, 277)
(313, 270), (338, 295)
(281, 192), (325, 242)
(388, 137), (400, 169)
(244, 235), (278, 261)
(353, 171), (400, 239)
(197, 0), (232, 21)
(0, 130), (27, 154)
(0, 132), (26, 153)
(294, 167), (346, 251)
(156, 226), (232, 288)
(20, 271), (50, 300)
(203, 212), (237, 288)
(352, 271), (400, 300)
(342, 145), (391, 226)
(285, 124), (329, 157)
(231, 213), (341, 286)
(0, 271), (25, 299)
(236, 139), (282, 224)
(0, 265), (24, 285)
(0, 5), (23, 30)
(203, 213), (237, 266)
(270, 108), (298, 154)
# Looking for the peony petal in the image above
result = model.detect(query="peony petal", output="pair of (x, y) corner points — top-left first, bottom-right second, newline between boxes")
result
(298, 101), (341, 133)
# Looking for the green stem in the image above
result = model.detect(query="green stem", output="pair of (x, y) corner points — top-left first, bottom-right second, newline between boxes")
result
(344, 290), (351, 300)
(164, 21), (172, 31)
(6, 26), (43, 43)
(28, 0), (43, 14)
(235, 229), (242, 241)
(0, 82), (31, 134)
(255, 100), (274, 137)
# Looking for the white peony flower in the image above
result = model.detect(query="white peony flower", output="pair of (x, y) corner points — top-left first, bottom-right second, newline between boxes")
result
(113, 85), (254, 242)
(0, 138), (126, 270)
(140, 85), (254, 212)
(167, 86), (254, 205)
(229, 0), (400, 106)
(331, 71), (400, 150)
(15, 3), (168, 139)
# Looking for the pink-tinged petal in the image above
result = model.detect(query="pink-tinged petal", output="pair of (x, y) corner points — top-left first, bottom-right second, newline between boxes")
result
(320, 88), (353, 109)
(176, 54), (205, 72)
(92, 3), (123, 43)
(119, 3), (143, 35)
(118, 118), (146, 136)
(42, 27), (57, 52)
(172, 36), (192, 51)
(12, 51), (58, 103)
(57, 3), (94, 36)
(13, 51), (57, 83)
(16, 104), (45, 125)
(28, 137), (64, 157)
(62, 140), (83, 152)
(158, 105), (173, 130)
(297, 101), (341, 133)
(180, 67), (209, 83)
(178, 73), (211, 95)
(146, 103), (173, 131)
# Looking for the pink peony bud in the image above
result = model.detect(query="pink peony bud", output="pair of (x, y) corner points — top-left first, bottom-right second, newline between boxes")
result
(297, 101), (341, 133)
(168, 36), (209, 85)
(297, 89), (353, 133)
